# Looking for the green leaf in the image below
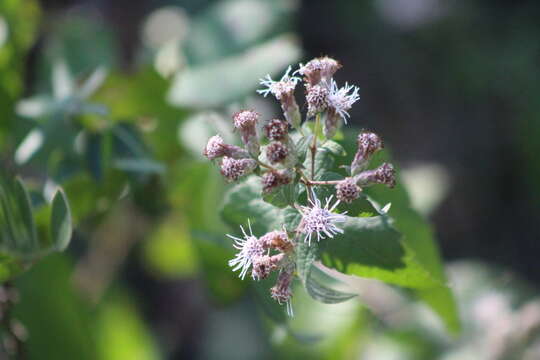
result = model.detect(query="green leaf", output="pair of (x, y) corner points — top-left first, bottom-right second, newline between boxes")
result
(50, 189), (72, 251)
(303, 140), (344, 180)
(305, 266), (357, 304)
(320, 215), (441, 289)
(340, 130), (460, 333)
(221, 176), (286, 235)
(262, 182), (299, 209)
(295, 241), (319, 284)
(294, 133), (313, 164)
(13, 177), (38, 251)
(168, 34), (301, 108)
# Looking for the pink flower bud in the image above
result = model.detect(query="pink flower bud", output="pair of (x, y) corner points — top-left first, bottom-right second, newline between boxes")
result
(260, 230), (292, 253)
(261, 169), (293, 194)
(351, 132), (384, 175)
(266, 142), (289, 164)
(297, 56), (341, 86)
(251, 254), (284, 280)
(354, 162), (396, 188)
(336, 177), (361, 203)
(203, 135), (249, 160)
(270, 267), (294, 309)
(233, 110), (260, 156)
(220, 157), (257, 182)
(264, 119), (288, 141)
(306, 84), (329, 117)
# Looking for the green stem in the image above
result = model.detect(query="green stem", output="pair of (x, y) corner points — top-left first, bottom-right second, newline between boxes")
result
(310, 113), (321, 180)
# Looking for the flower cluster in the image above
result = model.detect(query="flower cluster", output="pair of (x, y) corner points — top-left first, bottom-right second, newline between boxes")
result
(203, 56), (396, 315)
(227, 223), (295, 315)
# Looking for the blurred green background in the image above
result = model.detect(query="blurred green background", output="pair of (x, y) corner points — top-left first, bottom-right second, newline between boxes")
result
(1, 0), (540, 359)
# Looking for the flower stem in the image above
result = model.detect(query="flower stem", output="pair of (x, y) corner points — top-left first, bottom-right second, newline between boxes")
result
(310, 113), (321, 180)
(256, 159), (276, 171)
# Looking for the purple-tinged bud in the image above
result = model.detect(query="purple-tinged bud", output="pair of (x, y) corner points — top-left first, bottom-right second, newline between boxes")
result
(260, 230), (292, 253)
(233, 110), (260, 156)
(266, 142), (289, 164)
(354, 162), (396, 188)
(351, 132), (384, 175)
(306, 84), (329, 117)
(264, 119), (288, 141)
(252, 254), (284, 280)
(261, 169), (293, 194)
(336, 177), (361, 203)
(203, 135), (249, 160)
(297, 57), (341, 86)
(270, 266), (294, 310)
(220, 156), (257, 182)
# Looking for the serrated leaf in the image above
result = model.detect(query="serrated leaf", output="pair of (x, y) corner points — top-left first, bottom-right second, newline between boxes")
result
(50, 189), (72, 251)
(320, 215), (441, 289)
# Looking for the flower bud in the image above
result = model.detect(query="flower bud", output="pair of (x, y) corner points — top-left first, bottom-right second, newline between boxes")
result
(261, 169), (293, 193)
(251, 254), (284, 280)
(220, 156), (257, 182)
(351, 132), (384, 175)
(233, 110), (260, 156)
(266, 142), (289, 164)
(335, 177), (361, 203)
(264, 119), (288, 141)
(298, 56), (341, 86)
(270, 267), (294, 304)
(203, 135), (249, 160)
(306, 84), (329, 117)
(354, 162), (396, 188)
(260, 230), (292, 253)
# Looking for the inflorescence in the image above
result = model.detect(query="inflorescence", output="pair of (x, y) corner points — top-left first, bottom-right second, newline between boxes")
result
(203, 56), (396, 316)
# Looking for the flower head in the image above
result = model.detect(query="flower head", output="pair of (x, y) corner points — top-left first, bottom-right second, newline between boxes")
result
(306, 84), (329, 116)
(264, 119), (289, 141)
(297, 57), (341, 86)
(327, 80), (360, 123)
(252, 254), (284, 280)
(336, 177), (361, 203)
(299, 192), (347, 245)
(203, 134), (249, 160)
(270, 266), (295, 316)
(220, 157), (257, 182)
(260, 230), (292, 253)
(233, 110), (260, 156)
(351, 131), (383, 175)
(266, 142), (289, 164)
(354, 162), (396, 188)
(261, 169), (293, 193)
(228, 222), (266, 280)
(257, 66), (300, 100)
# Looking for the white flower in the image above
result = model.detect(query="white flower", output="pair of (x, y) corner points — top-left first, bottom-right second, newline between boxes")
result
(327, 79), (360, 123)
(227, 221), (265, 279)
(299, 192), (347, 245)
(257, 66), (300, 100)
